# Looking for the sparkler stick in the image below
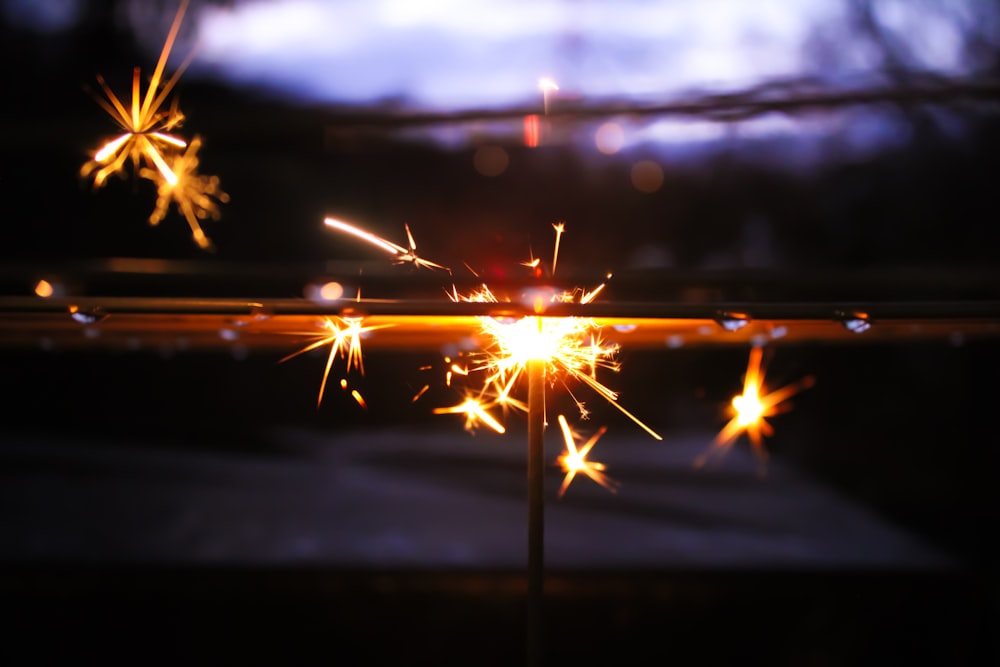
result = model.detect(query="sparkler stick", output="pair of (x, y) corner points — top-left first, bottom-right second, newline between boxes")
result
(526, 355), (545, 667)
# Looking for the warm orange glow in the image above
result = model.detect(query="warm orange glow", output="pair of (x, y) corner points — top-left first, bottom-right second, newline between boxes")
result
(701, 346), (815, 465)
(280, 316), (393, 407)
(34, 280), (54, 298)
(324, 217), (450, 272)
(556, 414), (617, 498)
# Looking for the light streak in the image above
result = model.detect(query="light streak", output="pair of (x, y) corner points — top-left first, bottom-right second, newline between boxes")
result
(324, 217), (450, 272)
(279, 316), (392, 408)
(550, 222), (564, 276)
(556, 414), (616, 498)
(81, 0), (194, 189)
(700, 346), (815, 466)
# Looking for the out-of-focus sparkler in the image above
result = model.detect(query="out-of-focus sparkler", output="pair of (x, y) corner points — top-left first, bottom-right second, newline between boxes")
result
(556, 414), (617, 498)
(81, 0), (193, 189)
(324, 217), (450, 272)
(81, 0), (227, 250)
(539, 78), (559, 115)
(699, 345), (815, 467)
(140, 136), (228, 250)
(279, 315), (392, 408)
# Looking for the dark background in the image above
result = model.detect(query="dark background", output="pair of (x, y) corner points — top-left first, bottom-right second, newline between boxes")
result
(0, 2), (998, 664)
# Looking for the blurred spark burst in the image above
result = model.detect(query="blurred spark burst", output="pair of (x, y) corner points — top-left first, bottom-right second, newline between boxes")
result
(140, 136), (229, 250)
(698, 345), (815, 468)
(81, 0), (226, 250)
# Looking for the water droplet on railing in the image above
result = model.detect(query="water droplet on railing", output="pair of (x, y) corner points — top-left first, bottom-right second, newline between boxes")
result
(714, 311), (751, 332)
(249, 303), (272, 322)
(837, 311), (872, 334)
(68, 305), (107, 324)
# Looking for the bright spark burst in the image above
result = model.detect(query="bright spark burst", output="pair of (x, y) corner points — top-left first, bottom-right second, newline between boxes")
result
(446, 227), (661, 440)
(699, 346), (815, 466)
(279, 316), (392, 408)
(324, 217), (450, 272)
(81, 0), (193, 189)
(140, 136), (229, 251)
(556, 414), (617, 498)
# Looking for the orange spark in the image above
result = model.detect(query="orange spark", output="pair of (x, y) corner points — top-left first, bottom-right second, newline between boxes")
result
(700, 346), (815, 466)
(279, 316), (393, 408)
(556, 414), (617, 498)
(433, 395), (506, 434)
(351, 390), (367, 408)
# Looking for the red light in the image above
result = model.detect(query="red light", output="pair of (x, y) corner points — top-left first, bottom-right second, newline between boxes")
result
(523, 114), (539, 147)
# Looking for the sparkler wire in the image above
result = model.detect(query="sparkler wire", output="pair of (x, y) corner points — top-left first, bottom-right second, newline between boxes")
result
(526, 356), (545, 667)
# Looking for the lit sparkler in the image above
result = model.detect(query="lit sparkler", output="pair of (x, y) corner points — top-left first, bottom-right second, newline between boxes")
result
(279, 315), (392, 408)
(699, 345), (815, 466)
(448, 247), (661, 440)
(140, 136), (228, 250)
(556, 414), (617, 498)
(324, 217), (450, 272)
(81, 0), (194, 189)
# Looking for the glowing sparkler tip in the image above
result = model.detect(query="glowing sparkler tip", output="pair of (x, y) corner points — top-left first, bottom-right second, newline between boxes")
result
(539, 78), (560, 92)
